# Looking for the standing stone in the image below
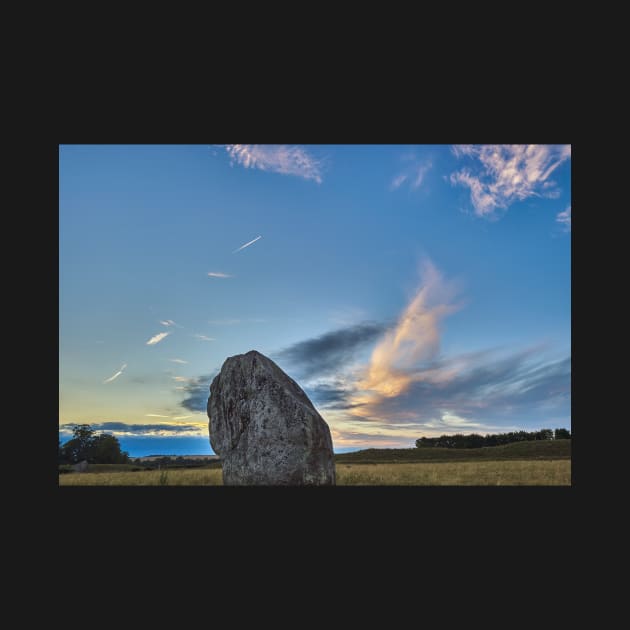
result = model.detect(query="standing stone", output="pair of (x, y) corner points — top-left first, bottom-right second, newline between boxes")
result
(207, 350), (336, 485)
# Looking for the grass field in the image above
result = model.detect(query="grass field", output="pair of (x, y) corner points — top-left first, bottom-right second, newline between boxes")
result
(59, 459), (570, 486)
(59, 441), (571, 486)
(334, 439), (571, 464)
(60, 468), (224, 486)
(336, 460), (570, 485)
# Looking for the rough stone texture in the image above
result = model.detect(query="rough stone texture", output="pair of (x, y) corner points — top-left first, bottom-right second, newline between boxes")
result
(207, 350), (336, 485)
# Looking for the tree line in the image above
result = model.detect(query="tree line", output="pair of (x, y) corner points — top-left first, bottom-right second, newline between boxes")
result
(416, 428), (571, 449)
(59, 424), (130, 464)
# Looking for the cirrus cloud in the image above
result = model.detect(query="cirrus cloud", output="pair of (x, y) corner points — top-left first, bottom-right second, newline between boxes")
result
(194, 334), (215, 342)
(391, 157), (432, 191)
(160, 319), (181, 327)
(450, 144), (571, 217)
(556, 205), (571, 232)
(224, 145), (323, 183)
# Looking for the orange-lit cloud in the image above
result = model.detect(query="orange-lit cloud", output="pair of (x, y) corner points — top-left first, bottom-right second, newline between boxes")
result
(354, 259), (461, 403)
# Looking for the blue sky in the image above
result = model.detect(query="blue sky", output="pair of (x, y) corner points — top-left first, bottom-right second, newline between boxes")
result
(59, 144), (571, 456)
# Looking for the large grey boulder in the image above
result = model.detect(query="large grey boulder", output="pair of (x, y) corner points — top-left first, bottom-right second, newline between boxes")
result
(207, 350), (336, 485)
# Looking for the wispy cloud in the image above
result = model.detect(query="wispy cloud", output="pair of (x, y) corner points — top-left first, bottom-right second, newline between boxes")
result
(103, 363), (127, 384)
(146, 332), (170, 346)
(207, 272), (233, 278)
(160, 319), (181, 327)
(146, 412), (193, 420)
(349, 351), (570, 432)
(556, 205), (571, 231)
(169, 358), (188, 364)
(391, 173), (408, 190)
(411, 163), (432, 190)
(172, 376), (191, 382)
(225, 145), (323, 183)
(303, 343), (570, 448)
(450, 144), (571, 217)
(391, 157), (432, 191)
(233, 235), (261, 253)
(194, 334), (215, 342)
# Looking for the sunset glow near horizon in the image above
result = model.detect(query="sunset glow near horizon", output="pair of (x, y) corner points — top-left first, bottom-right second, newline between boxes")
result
(59, 144), (571, 456)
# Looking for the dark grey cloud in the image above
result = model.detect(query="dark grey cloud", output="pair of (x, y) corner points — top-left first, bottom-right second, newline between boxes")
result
(180, 373), (217, 412)
(96, 422), (203, 434)
(275, 322), (386, 380)
(306, 383), (351, 405)
(304, 382), (365, 411)
(59, 422), (204, 436)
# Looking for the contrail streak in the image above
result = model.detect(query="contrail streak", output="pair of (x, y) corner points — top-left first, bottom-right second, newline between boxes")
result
(103, 363), (127, 384)
(233, 235), (261, 253)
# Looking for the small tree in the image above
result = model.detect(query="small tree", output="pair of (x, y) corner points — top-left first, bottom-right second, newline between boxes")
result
(554, 427), (571, 440)
(61, 424), (95, 463)
(91, 434), (129, 464)
(60, 424), (129, 463)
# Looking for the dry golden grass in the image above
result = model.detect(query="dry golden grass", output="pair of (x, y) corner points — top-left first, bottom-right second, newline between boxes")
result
(59, 460), (570, 486)
(59, 468), (224, 486)
(336, 460), (570, 485)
